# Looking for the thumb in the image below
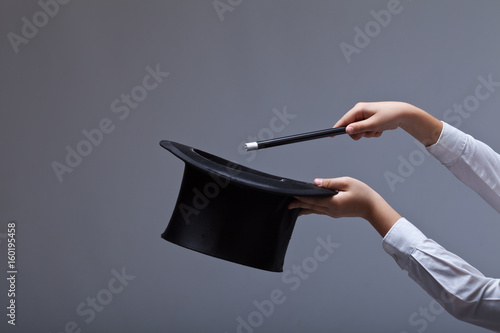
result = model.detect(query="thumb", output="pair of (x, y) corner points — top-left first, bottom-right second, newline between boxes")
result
(314, 177), (349, 191)
(346, 118), (377, 135)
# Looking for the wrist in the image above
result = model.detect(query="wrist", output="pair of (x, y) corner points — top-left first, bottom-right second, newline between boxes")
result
(365, 194), (401, 237)
(399, 105), (442, 147)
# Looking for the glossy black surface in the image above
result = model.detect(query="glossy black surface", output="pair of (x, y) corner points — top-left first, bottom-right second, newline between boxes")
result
(160, 141), (337, 272)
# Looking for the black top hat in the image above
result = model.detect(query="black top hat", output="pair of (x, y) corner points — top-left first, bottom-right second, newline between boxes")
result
(160, 141), (336, 272)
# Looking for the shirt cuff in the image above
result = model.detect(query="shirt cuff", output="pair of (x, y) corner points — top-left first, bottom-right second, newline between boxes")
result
(426, 122), (467, 166)
(382, 218), (427, 271)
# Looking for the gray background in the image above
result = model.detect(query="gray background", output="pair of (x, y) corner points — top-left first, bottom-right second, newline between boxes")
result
(1, 0), (500, 332)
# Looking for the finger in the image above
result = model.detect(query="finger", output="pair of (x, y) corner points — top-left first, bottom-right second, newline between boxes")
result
(362, 131), (379, 138)
(289, 198), (324, 210)
(333, 102), (369, 127)
(289, 199), (333, 216)
(345, 117), (379, 136)
(298, 208), (327, 217)
(292, 194), (335, 210)
(334, 101), (378, 128)
(288, 198), (309, 210)
(349, 132), (365, 140)
(317, 177), (351, 191)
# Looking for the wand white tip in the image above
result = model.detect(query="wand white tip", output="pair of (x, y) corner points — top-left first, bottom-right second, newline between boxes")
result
(245, 142), (258, 151)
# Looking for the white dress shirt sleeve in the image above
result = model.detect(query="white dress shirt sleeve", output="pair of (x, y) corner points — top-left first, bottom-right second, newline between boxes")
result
(383, 218), (500, 331)
(426, 122), (500, 213)
(382, 122), (500, 331)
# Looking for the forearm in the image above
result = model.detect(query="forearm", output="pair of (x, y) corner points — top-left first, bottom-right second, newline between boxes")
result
(366, 192), (401, 237)
(399, 104), (443, 147)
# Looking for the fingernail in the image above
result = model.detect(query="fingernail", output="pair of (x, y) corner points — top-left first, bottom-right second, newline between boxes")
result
(314, 178), (323, 186)
(346, 126), (355, 134)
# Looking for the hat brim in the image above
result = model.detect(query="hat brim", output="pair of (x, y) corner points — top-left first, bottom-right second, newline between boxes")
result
(160, 140), (337, 197)
(159, 140), (338, 272)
